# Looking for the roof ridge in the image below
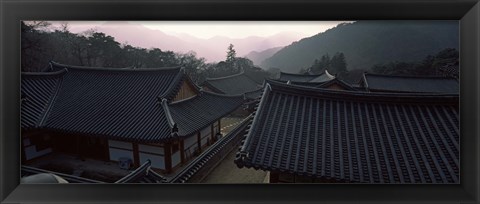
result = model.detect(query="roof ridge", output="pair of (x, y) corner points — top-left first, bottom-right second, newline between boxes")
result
(160, 98), (176, 129)
(280, 71), (325, 77)
(364, 72), (457, 79)
(38, 72), (65, 127)
(204, 71), (245, 81)
(168, 94), (200, 105)
(265, 79), (459, 103)
(201, 81), (225, 94)
(317, 78), (355, 90)
(243, 87), (264, 95)
(159, 71), (187, 101)
(22, 68), (68, 76)
(237, 85), (270, 163)
(202, 90), (245, 98)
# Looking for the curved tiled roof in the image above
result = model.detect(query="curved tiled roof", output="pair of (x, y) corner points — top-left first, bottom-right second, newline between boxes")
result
(203, 72), (262, 95)
(316, 78), (357, 91)
(272, 79), (326, 88)
(21, 69), (67, 129)
(22, 62), (245, 143)
(235, 80), (459, 183)
(278, 70), (334, 83)
(244, 88), (264, 100)
(362, 73), (459, 93)
(43, 65), (184, 142)
(169, 92), (244, 137)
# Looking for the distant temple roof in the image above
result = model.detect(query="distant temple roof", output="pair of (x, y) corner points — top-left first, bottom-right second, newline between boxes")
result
(21, 62), (244, 142)
(278, 70), (335, 83)
(202, 71), (263, 95)
(235, 80), (459, 183)
(273, 77), (357, 91)
(361, 73), (459, 93)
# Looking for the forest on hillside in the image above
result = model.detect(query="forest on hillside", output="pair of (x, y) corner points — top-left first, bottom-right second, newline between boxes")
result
(21, 22), (270, 84)
(298, 48), (458, 84)
(262, 21), (459, 73)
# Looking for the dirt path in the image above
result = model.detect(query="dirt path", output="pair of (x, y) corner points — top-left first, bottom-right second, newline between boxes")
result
(200, 147), (267, 183)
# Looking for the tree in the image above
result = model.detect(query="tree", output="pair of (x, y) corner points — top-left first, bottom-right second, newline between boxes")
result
(310, 54), (331, 74)
(226, 43), (236, 64)
(177, 51), (207, 83)
(329, 52), (347, 75)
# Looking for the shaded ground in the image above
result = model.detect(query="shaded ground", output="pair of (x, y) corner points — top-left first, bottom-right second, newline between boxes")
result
(200, 146), (268, 183)
(26, 153), (130, 182)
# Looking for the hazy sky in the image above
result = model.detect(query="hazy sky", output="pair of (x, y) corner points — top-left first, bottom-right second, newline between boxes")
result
(49, 21), (350, 39)
(44, 21), (352, 62)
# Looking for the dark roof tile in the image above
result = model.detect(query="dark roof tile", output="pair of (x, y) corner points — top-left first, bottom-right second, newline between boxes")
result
(22, 62), (244, 143)
(21, 69), (66, 129)
(278, 71), (334, 83)
(169, 92), (244, 137)
(203, 72), (262, 95)
(363, 73), (459, 93)
(235, 80), (459, 183)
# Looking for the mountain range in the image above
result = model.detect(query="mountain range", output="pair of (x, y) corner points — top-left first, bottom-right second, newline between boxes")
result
(261, 21), (459, 73)
(68, 22), (302, 62)
(244, 46), (283, 66)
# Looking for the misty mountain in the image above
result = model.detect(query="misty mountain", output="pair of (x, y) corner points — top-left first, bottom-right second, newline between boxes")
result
(70, 22), (301, 62)
(261, 21), (459, 73)
(244, 46), (283, 66)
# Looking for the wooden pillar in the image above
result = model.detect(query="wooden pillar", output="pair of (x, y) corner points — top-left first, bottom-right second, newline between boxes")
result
(164, 142), (172, 173)
(133, 143), (140, 167)
(76, 135), (80, 157)
(270, 171), (279, 183)
(210, 124), (215, 143)
(197, 132), (202, 153)
(180, 140), (185, 164)
(218, 119), (221, 134)
(103, 138), (109, 161)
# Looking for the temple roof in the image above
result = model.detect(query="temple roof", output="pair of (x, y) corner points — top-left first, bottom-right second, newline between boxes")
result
(278, 70), (335, 83)
(21, 69), (66, 129)
(361, 73), (459, 93)
(21, 62), (244, 142)
(202, 71), (263, 95)
(169, 92), (244, 136)
(235, 80), (459, 183)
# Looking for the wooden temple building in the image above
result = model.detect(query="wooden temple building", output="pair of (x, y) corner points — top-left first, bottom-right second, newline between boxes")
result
(21, 62), (245, 174)
(235, 79), (459, 183)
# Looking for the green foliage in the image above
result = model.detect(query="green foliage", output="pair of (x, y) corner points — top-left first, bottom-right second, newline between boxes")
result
(370, 48), (459, 76)
(329, 52), (347, 75)
(226, 43), (236, 64)
(310, 54), (330, 74)
(21, 24), (270, 84)
(262, 21), (459, 73)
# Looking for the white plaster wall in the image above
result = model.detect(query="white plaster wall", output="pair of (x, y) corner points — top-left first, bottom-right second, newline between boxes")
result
(172, 151), (181, 167)
(184, 134), (197, 148)
(109, 148), (133, 161)
(138, 144), (164, 155)
(139, 153), (165, 169)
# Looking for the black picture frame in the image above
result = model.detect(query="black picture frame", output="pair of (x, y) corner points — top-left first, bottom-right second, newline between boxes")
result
(1, 0), (479, 203)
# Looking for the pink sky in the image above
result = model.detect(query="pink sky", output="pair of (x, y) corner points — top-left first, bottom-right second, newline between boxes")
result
(45, 21), (351, 62)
